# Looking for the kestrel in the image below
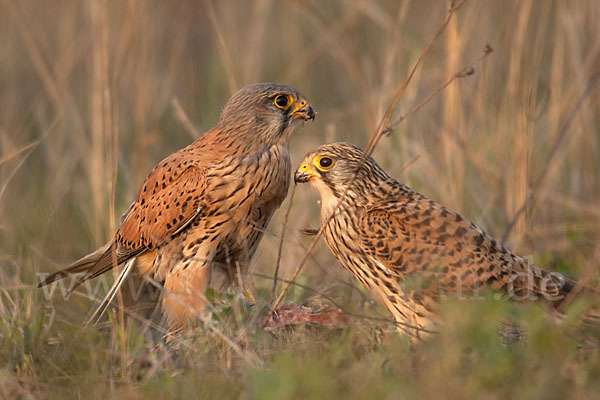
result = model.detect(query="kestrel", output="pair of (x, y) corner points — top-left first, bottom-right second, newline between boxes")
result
(295, 142), (591, 340)
(39, 82), (315, 332)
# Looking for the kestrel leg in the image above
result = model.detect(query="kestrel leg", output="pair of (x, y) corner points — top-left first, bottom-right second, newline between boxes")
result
(162, 261), (212, 333)
(235, 261), (256, 305)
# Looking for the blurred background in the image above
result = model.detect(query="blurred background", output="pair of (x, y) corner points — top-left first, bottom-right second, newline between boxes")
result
(0, 0), (599, 396)
(2, 0), (598, 302)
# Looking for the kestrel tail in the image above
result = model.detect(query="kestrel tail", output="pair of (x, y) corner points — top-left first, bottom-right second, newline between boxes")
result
(39, 82), (315, 332)
(295, 142), (596, 340)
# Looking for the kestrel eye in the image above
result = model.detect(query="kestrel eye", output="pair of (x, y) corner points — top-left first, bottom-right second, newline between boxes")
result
(314, 156), (335, 171)
(319, 157), (332, 168)
(274, 94), (291, 109)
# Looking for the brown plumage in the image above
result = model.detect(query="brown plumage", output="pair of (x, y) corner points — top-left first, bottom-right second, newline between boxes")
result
(295, 142), (592, 340)
(40, 82), (315, 331)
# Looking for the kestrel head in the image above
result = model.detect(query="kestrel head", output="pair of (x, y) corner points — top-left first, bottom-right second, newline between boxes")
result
(218, 82), (315, 146)
(294, 142), (389, 207)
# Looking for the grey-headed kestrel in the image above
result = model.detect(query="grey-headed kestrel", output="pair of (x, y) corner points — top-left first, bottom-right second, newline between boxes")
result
(295, 142), (595, 340)
(39, 83), (315, 332)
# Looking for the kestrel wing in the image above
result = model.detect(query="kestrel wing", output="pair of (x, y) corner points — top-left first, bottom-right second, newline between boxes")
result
(359, 194), (578, 299)
(117, 162), (207, 252)
(69, 162), (207, 285)
(39, 135), (221, 288)
(358, 194), (509, 297)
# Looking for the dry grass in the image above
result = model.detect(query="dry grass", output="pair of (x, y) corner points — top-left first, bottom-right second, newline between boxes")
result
(1, 0), (599, 398)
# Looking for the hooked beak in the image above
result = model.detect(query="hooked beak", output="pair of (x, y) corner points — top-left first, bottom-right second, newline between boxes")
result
(290, 99), (316, 121)
(294, 162), (321, 184)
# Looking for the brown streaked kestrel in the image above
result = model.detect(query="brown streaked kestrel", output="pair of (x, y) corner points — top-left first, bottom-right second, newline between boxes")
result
(39, 82), (315, 332)
(294, 142), (593, 340)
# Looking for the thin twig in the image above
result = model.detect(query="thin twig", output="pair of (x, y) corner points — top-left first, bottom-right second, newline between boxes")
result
(291, 0), (375, 125)
(271, 185), (297, 300)
(501, 74), (600, 243)
(268, 216), (328, 316)
(382, 45), (492, 137)
(84, 259), (134, 328)
(0, 144), (38, 203)
(0, 117), (56, 202)
(0, 139), (43, 166)
(2, 0), (64, 115)
(364, 0), (467, 157)
(203, 0), (238, 95)
(171, 97), (202, 139)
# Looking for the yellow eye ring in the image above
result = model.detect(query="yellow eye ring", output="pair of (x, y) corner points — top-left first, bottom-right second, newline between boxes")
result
(274, 94), (293, 109)
(313, 155), (335, 171)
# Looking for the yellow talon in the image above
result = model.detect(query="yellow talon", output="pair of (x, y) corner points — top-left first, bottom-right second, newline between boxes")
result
(243, 288), (256, 306)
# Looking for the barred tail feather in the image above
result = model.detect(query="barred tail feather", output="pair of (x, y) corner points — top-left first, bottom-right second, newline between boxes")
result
(38, 241), (114, 288)
(508, 256), (596, 306)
